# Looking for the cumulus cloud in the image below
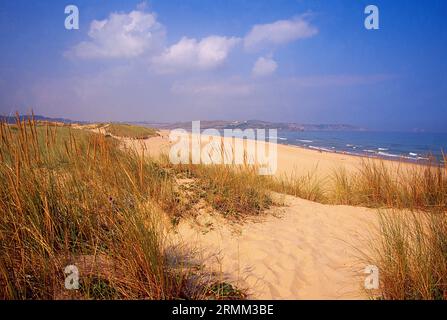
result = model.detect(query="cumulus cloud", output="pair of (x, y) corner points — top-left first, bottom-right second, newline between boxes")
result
(67, 10), (165, 59)
(152, 36), (241, 73)
(252, 56), (277, 77)
(244, 16), (317, 51)
(67, 6), (242, 74)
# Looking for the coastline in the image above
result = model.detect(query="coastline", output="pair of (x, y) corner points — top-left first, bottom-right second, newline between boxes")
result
(127, 129), (429, 178)
(280, 141), (440, 167)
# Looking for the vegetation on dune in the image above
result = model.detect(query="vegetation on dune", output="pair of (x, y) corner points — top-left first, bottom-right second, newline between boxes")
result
(162, 155), (447, 299)
(268, 158), (447, 300)
(370, 210), (447, 300)
(162, 158), (274, 219)
(105, 123), (158, 139)
(0, 116), (245, 300)
(1, 114), (446, 300)
(269, 158), (447, 212)
(330, 159), (447, 210)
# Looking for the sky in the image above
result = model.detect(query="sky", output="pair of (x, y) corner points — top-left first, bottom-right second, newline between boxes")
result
(0, 0), (446, 131)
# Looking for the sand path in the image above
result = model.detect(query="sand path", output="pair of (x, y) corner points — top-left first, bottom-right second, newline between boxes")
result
(176, 195), (379, 300)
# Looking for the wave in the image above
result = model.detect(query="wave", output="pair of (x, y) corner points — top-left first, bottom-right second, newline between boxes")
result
(378, 151), (401, 158)
(297, 139), (313, 143)
(268, 136), (287, 141)
(295, 144), (435, 163)
(378, 148), (388, 151)
(309, 145), (334, 153)
(377, 151), (429, 161)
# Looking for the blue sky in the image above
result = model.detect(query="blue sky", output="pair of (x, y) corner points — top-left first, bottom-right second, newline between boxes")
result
(0, 0), (446, 131)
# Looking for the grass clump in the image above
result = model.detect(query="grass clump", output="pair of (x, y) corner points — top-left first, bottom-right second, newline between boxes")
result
(165, 161), (274, 219)
(205, 282), (246, 300)
(269, 158), (447, 211)
(105, 123), (158, 139)
(269, 168), (327, 203)
(370, 209), (447, 300)
(330, 159), (447, 210)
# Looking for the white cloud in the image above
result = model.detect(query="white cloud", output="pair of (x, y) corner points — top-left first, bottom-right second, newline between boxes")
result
(252, 56), (277, 77)
(152, 36), (241, 73)
(68, 10), (165, 59)
(244, 16), (317, 51)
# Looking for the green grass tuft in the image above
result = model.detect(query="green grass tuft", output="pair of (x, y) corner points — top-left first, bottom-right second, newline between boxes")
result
(105, 123), (158, 139)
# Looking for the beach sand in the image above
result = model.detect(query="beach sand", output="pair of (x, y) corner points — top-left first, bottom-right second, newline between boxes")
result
(176, 195), (378, 299)
(126, 129), (412, 177)
(121, 131), (389, 299)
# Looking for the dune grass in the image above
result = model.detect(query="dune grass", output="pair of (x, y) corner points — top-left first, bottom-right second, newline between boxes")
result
(2, 115), (445, 300)
(105, 123), (158, 139)
(171, 163), (274, 218)
(268, 168), (327, 203)
(152, 152), (274, 219)
(330, 159), (447, 210)
(269, 158), (447, 211)
(370, 209), (447, 300)
(0, 116), (245, 300)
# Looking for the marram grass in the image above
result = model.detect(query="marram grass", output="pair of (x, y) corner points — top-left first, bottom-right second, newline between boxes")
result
(0, 116), (246, 299)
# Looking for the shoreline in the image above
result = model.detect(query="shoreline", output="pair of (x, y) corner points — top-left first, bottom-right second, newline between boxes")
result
(122, 129), (434, 178)
(162, 128), (443, 167)
(279, 141), (441, 167)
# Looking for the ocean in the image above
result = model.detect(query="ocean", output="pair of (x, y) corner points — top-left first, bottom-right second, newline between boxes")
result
(274, 131), (447, 163)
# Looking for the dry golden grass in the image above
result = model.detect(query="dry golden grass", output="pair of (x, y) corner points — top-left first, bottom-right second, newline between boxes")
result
(330, 159), (447, 210)
(158, 154), (275, 219)
(0, 115), (244, 300)
(269, 158), (447, 211)
(269, 167), (327, 203)
(369, 209), (447, 300)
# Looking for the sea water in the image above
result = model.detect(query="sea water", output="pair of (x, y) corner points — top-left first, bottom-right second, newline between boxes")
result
(277, 131), (447, 162)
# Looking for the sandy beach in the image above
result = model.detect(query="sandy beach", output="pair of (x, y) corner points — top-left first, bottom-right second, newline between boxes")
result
(126, 129), (412, 178)
(122, 130), (387, 299)
(176, 195), (379, 299)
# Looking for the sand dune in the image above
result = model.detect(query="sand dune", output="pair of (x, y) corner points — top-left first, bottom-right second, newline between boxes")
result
(176, 195), (379, 299)
(114, 129), (389, 299)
